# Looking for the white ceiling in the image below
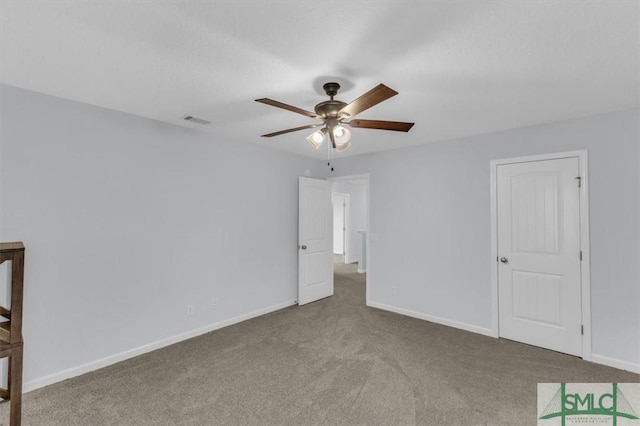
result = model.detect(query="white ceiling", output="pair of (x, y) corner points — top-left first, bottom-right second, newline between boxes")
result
(1, 1), (638, 159)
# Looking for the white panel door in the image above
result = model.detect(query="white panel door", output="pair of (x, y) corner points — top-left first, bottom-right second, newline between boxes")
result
(298, 177), (333, 305)
(497, 157), (582, 356)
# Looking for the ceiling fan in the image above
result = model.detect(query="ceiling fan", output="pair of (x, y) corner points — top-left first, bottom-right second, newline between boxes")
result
(255, 82), (414, 152)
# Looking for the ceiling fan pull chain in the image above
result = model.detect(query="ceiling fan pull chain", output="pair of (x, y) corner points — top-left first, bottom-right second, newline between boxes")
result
(327, 139), (334, 172)
(327, 136), (330, 167)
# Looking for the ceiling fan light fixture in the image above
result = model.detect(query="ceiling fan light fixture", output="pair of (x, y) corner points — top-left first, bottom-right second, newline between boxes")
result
(335, 140), (351, 152)
(333, 125), (351, 150)
(306, 129), (326, 149)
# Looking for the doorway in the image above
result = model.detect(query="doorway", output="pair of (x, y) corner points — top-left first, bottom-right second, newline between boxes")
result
(332, 193), (349, 264)
(490, 151), (591, 359)
(328, 174), (370, 305)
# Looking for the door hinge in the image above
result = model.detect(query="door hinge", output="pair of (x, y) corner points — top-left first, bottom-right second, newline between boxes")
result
(496, 256), (499, 262)
(581, 325), (584, 335)
(580, 250), (583, 261)
(575, 176), (582, 188)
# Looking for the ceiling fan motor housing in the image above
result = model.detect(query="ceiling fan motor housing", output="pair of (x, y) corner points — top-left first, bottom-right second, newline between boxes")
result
(314, 100), (348, 118)
(315, 82), (348, 119)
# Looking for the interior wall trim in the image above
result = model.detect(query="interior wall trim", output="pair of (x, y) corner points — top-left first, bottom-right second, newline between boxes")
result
(22, 299), (297, 393)
(367, 300), (495, 337)
(590, 354), (640, 374)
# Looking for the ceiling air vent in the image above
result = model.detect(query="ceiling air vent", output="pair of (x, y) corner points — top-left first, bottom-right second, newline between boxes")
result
(183, 115), (211, 125)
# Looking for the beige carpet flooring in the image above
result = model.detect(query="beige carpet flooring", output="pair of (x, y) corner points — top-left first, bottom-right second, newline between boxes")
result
(2, 263), (638, 425)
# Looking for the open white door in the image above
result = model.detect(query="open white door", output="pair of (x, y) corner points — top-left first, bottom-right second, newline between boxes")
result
(298, 177), (333, 305)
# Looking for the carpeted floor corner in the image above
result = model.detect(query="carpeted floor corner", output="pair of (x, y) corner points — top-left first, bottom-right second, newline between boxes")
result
(1, 262), (638, 425)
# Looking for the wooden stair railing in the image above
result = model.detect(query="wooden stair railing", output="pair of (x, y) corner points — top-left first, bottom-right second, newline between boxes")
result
(0, 242), (25, 426)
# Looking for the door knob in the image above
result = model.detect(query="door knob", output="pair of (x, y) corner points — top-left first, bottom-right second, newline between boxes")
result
(500, 257), (508, 263)
(300, 245), (307, 250)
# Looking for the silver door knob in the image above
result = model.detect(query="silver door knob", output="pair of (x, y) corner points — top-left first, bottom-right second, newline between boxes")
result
(500, 257), (508, 263)
(300, 245), (307, 250)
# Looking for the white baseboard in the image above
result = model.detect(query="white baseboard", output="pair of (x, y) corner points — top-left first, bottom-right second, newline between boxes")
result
(357, 268), (366, 274)
(591, 354), (640, 374)
(367, 300), (495, 338)
(24, 299), (638, 394)
(368, 301), (640, 374)
(23, 299), (297, 393)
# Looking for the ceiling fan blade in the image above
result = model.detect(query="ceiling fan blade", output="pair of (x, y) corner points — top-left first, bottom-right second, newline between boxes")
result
(260, 123), (324, 138)
(255, 98), (318, 119)
(347, 119), (414, 132)
(339, 84), (398, 118)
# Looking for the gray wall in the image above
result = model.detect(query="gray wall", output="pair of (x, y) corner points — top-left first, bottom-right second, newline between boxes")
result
(0, 85), (321, 388)
(331, 109), (640, 369)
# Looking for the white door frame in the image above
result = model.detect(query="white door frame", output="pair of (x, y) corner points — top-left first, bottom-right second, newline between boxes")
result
(328, 173), (370, 305)
(332, 192), (350, 261)
(490, 150), (591, 361)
